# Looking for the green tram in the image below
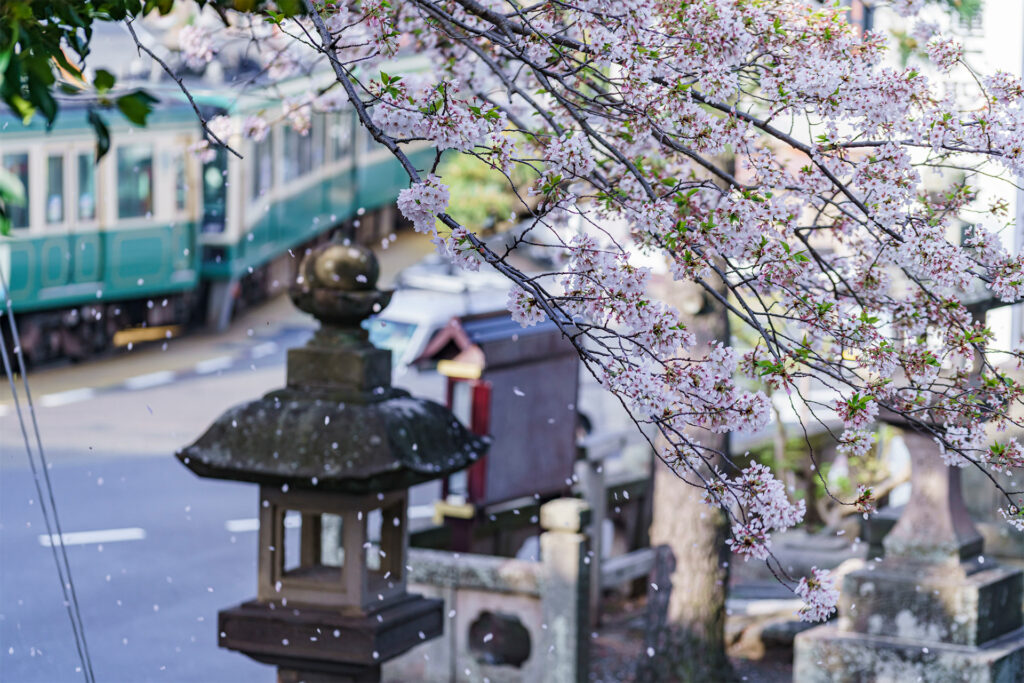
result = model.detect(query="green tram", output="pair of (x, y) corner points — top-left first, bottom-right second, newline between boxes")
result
(0, 95), (431, 364)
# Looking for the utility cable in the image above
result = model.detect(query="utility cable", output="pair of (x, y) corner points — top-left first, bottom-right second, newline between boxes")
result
(0, 266), (96, 683)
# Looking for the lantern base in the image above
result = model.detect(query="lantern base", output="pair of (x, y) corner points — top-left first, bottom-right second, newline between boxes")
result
(277, 661), (380, 683)
(218, 593), (443, 679)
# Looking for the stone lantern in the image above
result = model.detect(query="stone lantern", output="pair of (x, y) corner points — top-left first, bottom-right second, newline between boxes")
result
(795, 412), (1024, 681)
(177, 241), (487, 682)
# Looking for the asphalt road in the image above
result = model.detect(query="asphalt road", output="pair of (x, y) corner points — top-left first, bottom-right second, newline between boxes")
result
(0, 316), (307, 683)
(1, 453), (271, 683)
(0, 321), (456, 683)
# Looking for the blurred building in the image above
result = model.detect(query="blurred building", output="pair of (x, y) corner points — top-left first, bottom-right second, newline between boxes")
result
(864, 0), (1024, 347)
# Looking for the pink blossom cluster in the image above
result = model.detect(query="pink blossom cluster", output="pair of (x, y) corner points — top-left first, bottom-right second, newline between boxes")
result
(837, 430), (877, 460)
(560, 234), (692, 356)
(282, 96), (313, 136)
(726, 519), (773, 561)
(396, 175), (449, 235)
(188, 115), (233, 163)
(989, 257), (1024, 303)
(542, 134), (596, 180)
(854, 485), (877, 515)
(987, 440), (1024, 475)
(433, 227), (482, 272)
(891, 0), (925, 17)
(721, 463), (806, 562)
(178, 24), (216, 70)
(937, 423), (986, 468)
(242, 115), (269, 143)
(999, 505), (1024, 533)
(834, 395), (879, 431)
(507, 286), (547, 327)
(372, 79), (508, 155)
(741, 463), (806, 529)
(896, 224), (974, 291)
(795, 567), (839, 623)
(259, 25), (307, 81)
(926, 37), (963, 73)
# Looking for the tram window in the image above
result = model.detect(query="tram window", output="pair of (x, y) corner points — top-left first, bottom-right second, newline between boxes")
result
(163, 151), (187, 212)
(282, 127), (297, 181)
(312, 114), (325, 169)
(361, 124), (375, 154)
(117, 145), (154, 219)
(46, 155), (65, 224)
(2, 153), (30, 229)
(330, 112), (353, 161)
(252, 134), (274, 201)
(282, 126), (313, 182)
(77, 153), (96, 221)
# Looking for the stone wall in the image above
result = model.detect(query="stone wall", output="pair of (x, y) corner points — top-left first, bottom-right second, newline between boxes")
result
(383, 549), (545, 682)
(384, 499), (591, 683)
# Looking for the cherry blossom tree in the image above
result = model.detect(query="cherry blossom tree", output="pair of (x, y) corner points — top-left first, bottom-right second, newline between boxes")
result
(6, 0), (1024, 635)
(172, 0), (1023, 627)
(183, 0), (1023, 624)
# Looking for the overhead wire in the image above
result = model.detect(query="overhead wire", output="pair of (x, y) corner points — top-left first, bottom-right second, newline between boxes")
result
(0, 265), (96, 683)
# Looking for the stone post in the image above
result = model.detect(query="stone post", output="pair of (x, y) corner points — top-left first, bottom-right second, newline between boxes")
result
(881, 429), (983, 564)
(578, 432), (628, 627)
(581, 454), (604, 628)
(794, 426), (1024, 682)
(539, 498), (591, 683)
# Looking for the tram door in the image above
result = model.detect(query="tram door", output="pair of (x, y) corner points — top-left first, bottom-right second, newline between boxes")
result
(201, 147), (227, 234)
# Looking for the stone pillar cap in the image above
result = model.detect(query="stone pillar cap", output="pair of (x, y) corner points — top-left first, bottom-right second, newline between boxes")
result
(540, 498), (591, 532)
(289, 241), (392, 328)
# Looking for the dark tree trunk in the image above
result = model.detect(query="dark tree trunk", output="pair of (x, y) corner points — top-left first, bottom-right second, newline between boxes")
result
(642, 282), (734, 682)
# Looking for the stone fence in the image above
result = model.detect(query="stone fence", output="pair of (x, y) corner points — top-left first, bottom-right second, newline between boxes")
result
(384, 498), (591, 683)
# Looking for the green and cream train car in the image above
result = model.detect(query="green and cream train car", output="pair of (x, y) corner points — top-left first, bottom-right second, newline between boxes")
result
(0, 95), (431, 364)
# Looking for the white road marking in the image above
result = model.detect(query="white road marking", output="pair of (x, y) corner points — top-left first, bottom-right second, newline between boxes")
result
(250, 342), (278, 359)
(195, 356), (233, 375)
(225, 516), (301, 533)
(39, 388), (96, 408)
(124, 371), (175, 390)
(39, 527), (146, 547)
(0, 404), (8, 417)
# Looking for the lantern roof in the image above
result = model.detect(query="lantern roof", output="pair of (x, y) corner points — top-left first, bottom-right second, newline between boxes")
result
(177, 241), (487, 494)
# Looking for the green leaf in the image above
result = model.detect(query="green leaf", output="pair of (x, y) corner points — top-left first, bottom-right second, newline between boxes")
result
(275, 0), (303, 16)
(0, 46), (12, 76)
(94, 69), (115, 94)
(0, 165), (26, 235)
(144, 0), (175, 13)
(87, 110), (111, 160)
(0, 167), (27, 207)
(8, 94), (36, 124)
(115, 90), (158, 126)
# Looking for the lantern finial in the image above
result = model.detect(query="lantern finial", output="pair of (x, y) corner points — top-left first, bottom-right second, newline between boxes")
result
(289, 240), (392, 328)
